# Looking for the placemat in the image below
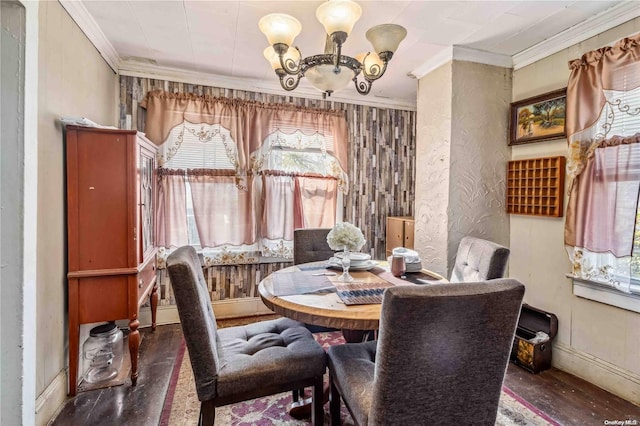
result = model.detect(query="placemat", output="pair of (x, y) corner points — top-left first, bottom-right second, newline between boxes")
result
(375, 270), (448, 286)
(334, 281), (393, 305)
(272, 271), (335, 296)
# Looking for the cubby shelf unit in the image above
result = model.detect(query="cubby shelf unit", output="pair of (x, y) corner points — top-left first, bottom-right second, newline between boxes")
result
(507, 156), (566, 217)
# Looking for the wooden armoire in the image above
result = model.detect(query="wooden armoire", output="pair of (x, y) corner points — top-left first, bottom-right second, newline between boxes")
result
(65, 125), (158, 396)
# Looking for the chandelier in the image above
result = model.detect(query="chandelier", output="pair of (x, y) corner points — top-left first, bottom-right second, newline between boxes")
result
(259, 0), (407, 98)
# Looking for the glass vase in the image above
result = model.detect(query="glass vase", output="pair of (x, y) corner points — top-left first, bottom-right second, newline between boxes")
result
(339, 247), (354, 282)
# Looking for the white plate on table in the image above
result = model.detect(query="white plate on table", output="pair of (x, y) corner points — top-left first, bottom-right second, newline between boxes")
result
(334, 252), (371, 261)
(327, 259), (378, 271)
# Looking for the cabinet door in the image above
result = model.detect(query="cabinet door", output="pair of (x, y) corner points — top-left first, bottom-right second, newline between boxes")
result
(386, 217), (405, 256)
(404, 220), (415, 250)
(138, 142), (156, 263)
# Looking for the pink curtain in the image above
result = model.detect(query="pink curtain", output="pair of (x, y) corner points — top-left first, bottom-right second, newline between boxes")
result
(141, 90), (349, 176)
(262, 174), (295, 241)
(566, 34), (640, 138)
(294, 176), (338, 228)
(564, 34), (640, 253)
(188, 170), (256, 247)
(156, 171), (188, 248)
(566, 141), (640, 256)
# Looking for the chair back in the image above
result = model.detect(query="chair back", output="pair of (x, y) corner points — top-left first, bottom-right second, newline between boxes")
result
(370, 279), (525, 425)
(450, 236), (510, 282)
(167, 246), (221, 401)
(293, 228), (335, 265)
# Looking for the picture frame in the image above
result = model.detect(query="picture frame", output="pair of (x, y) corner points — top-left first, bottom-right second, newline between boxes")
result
(509, 88), (567, 146)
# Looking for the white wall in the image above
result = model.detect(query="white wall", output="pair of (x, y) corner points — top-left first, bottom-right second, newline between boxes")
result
(511, 19), (640, 404)
(415, 60), (512, 277)
(36, 1), (117, 423)
(2, 2), (29, 424)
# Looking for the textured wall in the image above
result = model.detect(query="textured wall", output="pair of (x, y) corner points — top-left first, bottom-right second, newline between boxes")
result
(36, 0), (118, 417)
(119, 76), (416, 263)
(448, 61), (512, 269)
(414, 61), (512, 278)
(414, 63), (452, 277)
(511, 18), (640, 401)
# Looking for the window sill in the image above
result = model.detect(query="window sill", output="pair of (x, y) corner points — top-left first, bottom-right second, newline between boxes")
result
(567, 274), (640, 314)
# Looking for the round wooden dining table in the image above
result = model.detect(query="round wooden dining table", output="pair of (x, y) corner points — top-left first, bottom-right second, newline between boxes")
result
(258, 261), (447, 334)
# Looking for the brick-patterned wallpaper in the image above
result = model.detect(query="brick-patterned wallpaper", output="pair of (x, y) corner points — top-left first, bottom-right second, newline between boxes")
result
(119, 76), (415, 262)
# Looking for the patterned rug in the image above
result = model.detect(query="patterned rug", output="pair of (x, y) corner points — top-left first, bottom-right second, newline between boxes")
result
(160, 331), (560, 426)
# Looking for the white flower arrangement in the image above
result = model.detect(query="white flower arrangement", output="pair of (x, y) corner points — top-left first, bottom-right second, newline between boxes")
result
(327, 222), (366, 252)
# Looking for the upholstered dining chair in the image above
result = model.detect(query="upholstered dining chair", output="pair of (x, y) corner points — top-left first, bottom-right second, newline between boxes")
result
(450, 236), (510, 282)
(328, 279), (525, 426)
(293, 228), (335, 265)
(167, 246), (327, 426)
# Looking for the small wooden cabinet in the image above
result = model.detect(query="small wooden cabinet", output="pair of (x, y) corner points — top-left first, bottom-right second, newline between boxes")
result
(66, 126), (158, 396)
(386, 216), (414, 258)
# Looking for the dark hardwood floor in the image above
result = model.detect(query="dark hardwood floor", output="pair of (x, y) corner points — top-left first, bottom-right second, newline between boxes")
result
(51, 320), (640, 426)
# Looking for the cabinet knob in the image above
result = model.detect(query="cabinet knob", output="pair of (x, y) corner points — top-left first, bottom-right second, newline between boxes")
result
(139, 279), (143, 288)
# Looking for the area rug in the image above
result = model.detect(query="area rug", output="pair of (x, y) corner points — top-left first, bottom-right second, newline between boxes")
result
(160, 331), (560, 426)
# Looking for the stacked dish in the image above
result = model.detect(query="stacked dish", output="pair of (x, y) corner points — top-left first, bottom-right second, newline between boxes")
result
(327, 252), (377, 271)
(389, 247), (422, 273)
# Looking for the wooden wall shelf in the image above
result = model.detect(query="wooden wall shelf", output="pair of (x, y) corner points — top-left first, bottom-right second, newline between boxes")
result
(507, 156), (565, 217)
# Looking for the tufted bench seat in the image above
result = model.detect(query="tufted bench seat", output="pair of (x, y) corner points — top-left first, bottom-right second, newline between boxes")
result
(167, 246), (326, 425)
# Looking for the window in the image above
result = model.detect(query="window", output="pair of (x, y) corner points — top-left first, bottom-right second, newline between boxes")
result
(565, 38), (640, 311)
(157, 121), (345, 263)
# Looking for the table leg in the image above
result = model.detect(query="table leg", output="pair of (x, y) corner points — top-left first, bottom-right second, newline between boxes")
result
(129, 317), (140, 386)
(341, 329), (376, 343)
(289, 384), (329, 420)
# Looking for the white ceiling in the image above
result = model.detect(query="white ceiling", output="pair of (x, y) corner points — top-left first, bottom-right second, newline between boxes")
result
(69, 1), (638, 108)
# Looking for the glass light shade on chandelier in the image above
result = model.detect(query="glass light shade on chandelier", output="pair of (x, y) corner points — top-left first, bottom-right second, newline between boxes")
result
(258, 0), (406, 98)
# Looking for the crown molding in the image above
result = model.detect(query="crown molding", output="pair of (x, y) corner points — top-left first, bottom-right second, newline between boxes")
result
(513, 2), (640, 70)
(452, 46), (513, 68)
(409, 47), (454, 79)
(410, 46), (512, 79)
(60, 0), (121, 72)
(119, 61), (417, 111)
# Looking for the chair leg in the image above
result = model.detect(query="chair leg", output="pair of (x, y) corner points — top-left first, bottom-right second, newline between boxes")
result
(329, 372), (341, 425)
(312, 375), (324, 426)
(311, 376), (324, 426)
(199, 400), (215, 426)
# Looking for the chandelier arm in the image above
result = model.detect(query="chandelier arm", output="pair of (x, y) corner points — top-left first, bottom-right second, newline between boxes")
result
(361, 60), (388, 82)
(278, 72), (303, 91)
(275, 43), (302, 75)
(353, 76), (373, 95)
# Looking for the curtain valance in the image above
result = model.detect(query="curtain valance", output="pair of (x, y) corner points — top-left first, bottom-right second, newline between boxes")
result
(566, 33), (640, 139)
(140, 90), (349, 175)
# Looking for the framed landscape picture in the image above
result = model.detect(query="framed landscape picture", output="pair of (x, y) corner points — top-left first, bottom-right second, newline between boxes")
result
(509, 88), (567, 146)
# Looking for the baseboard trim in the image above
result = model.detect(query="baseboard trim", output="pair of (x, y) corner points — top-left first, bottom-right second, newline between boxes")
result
(553, 342), (640, 405)
(138, 298), (274, 328)
(37, 370), (67, 426)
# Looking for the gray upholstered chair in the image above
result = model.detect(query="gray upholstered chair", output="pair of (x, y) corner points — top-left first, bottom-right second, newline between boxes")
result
(293, 228), (336, 264)
(450, 236), (510, 283)
(328, 279), (525, 426)
(166, 246), (327, 426)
